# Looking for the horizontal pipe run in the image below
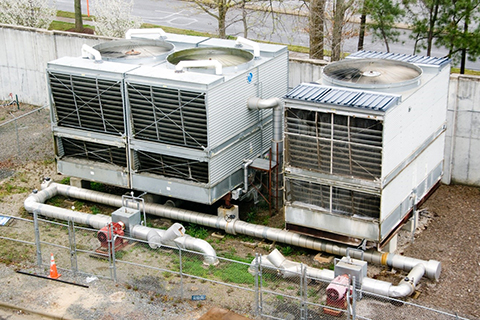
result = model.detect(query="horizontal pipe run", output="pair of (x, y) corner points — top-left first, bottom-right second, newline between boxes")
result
(39, 180), (441, 280)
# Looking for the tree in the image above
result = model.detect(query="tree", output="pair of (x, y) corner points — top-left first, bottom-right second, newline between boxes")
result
(309, 0), (326, 59)
(0, 0), (55, 29)
(405, 0), (446, 55)
(326, 0), (358, 61)
(364, 0), (404, 52)
(74, 0), (84, 32)
(93, 0), (142, 38)
(435, 0), (480, 73)
(191, 0), (240, 39)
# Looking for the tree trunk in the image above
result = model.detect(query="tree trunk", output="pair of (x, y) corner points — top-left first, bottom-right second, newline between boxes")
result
(331, 0), (344, 61)
(357, 0), (367, 51)
(218, 0), (227, 38)
(309, 0), (325, 59)
(460, 13), (469, 74)
(74, 0), (84, 32)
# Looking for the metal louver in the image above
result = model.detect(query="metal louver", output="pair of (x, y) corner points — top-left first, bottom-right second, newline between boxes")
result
(58, 137), (127, 167)
(49, 72), (125, 135)
(285, 109), (383, 180)
(128, 83), (208, 149)
(287, 180), (380, 218)
(135, 150), (208, 183)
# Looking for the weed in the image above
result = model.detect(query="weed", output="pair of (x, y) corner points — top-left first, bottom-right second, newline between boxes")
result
(73, 200), (85, 209)
(280, 246), (293, 256)
(186, 223), (209, 239)
(90, 206), (100, 215)
(90, 182), (105, 192)
(60, 177), (70, 185)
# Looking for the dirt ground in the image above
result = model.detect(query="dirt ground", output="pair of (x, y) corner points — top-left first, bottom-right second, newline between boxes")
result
(0, 160), (479, 319)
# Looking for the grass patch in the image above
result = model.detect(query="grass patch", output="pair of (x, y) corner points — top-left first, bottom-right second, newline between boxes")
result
(451, 68), (480, 76)
(185, 223), (210, 239)
(49, 20), (95, 32)
(56, 10), (94, 21)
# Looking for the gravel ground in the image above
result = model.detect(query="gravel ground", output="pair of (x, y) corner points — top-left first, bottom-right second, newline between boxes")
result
(0, 160), (479, 320)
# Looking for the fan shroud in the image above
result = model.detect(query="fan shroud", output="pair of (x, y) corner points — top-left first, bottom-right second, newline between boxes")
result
(322, 58), (422, 90)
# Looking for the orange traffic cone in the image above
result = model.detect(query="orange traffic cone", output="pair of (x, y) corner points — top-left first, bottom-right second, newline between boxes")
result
(48, 253), (61, 279)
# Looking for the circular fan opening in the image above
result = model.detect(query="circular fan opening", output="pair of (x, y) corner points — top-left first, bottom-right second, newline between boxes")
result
(322, 59), (422, 90)
(167, 47), (254, 73)
(93, 39), (174, 64)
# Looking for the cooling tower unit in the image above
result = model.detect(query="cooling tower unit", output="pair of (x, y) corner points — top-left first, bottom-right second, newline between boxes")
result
(283, 51), (450, 249)
(47, 33), (288, 204)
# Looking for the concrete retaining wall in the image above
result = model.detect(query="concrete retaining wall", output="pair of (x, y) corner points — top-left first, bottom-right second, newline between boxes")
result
(1, 24), (479, 186)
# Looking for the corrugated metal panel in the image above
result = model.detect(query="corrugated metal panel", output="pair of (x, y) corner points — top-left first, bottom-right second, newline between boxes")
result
(207, 71), (260, 148)
(349, 50), (450, 67)
(209, 129), (265, 185)
(285, 83), (398, 111)
(258, 51), (289, 99)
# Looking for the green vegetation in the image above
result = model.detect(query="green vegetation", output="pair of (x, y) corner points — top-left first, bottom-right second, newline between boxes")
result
(451, 68), (480, 76)
(185, 223), (209, 239)
(60, 177), (70, 185)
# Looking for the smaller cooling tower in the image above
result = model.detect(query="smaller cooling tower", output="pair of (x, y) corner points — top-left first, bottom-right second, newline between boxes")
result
(47, 33), (288, 205)
(283, 51), (450, 248)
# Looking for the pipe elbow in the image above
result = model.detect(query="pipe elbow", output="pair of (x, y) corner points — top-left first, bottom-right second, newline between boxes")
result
(247, 97), (283, 110)
(388, 280), (415, 298)
(175, 236), (218, 266)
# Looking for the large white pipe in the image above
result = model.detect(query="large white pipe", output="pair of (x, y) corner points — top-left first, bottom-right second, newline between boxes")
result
(24, 182), (218, 265)
(235, 36), (260, 58)
(81, 44), (102, 62)
(125, 28), (167, 40)
(256, 249), (424, 298)
(35, 180), (441, 280)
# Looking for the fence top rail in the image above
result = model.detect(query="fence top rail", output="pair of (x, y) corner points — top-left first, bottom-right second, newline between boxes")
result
(0, 105), (47, 127)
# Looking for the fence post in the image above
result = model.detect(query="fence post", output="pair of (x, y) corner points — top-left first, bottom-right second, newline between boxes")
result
(302, 263), (308, 320)
(350, 276), (357, 320)
(179, 247), (183, 299)
(112, 233), (117, 282)
(254, 253), (259, 316)
(33, 210), (42, 268)
(13, 116), (20, 158)
(259, 254), (263, 316)
(68, 220), (78, 274)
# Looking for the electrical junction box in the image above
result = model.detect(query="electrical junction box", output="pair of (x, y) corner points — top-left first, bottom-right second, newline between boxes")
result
(334, 257), (368, 286)
(112, 207), (141, 236)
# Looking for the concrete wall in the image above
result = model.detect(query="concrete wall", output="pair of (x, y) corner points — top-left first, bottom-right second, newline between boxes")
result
(0, 24), (113, 105)
(2, 24), (480, 186)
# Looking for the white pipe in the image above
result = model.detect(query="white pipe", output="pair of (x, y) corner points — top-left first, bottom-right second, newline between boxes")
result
(235, 36), (260, 58)
(24, 181), (218, 265)
(81, 44), (102, 62)
(256, 249), (425, 298)
(243, 159), (254, 193)
(175, 60), (223, 75)
(247, 97), (284, 164)
(125, 28), (167, 40)
(34, 180), (441, 280)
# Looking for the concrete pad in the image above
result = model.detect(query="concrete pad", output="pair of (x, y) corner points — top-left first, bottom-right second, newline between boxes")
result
(197, 307), (250, 320)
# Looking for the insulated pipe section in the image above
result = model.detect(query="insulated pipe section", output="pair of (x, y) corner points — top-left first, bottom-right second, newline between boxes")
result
(81, 44), (102, 62)
(125, 28), (167, 39)
(175, 60), (223, 75)
(41, 181), (441, 280)
(256, 249), (425, 298)
(25, 181), (218, 265)
(235, 36), (260, 58)
(247, 97), (284, 164)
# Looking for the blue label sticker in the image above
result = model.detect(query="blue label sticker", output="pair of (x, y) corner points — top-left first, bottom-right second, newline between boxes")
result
(192, 295), (206, 301)
(247, 72), (253, 83)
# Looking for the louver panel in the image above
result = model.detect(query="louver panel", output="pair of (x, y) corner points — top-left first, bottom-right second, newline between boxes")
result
(285, 109), (383, 180)
(288, 180), (380, 218)
(49, 72), (125, 135)
(128, 83), (208, 149)
(58, 137), (127, 167)
(135, 150), (208, 183)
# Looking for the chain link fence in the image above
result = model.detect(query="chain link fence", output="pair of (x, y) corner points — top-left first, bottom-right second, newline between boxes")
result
(0, 213), (473, 320)
(0, 104), (52, 171)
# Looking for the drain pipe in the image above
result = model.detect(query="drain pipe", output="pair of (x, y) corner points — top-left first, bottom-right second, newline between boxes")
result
(35, 179), (441, 280)
(24, 182), (218, 265)
(254, 249), (425, 298)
